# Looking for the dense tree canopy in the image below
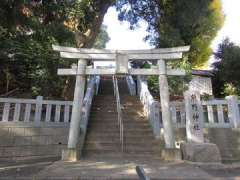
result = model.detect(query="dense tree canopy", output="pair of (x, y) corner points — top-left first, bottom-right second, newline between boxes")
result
(0, 0), (224, 98)
(212, 39), (240, 97)
(116, 0), (224, 68)
(0, 0), (111, 98)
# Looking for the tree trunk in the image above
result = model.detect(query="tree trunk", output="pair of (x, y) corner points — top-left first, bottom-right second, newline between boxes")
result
(61, 1), (113, 100)
(75, 2), (112, 48)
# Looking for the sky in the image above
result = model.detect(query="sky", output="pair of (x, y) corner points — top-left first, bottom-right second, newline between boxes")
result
(211, 0), (240, 49)
(102, 0), (240, 67)
(103, 7), (152, 50)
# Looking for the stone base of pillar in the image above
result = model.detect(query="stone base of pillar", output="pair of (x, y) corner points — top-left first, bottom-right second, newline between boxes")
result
(161, 148), (182, 161)
(180, 142), (221, 163)
(62, 148), (80, 162)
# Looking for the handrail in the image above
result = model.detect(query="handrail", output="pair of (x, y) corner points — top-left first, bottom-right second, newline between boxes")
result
(137, 76), (161, 138)
(113, 76), (124, 152)
(79, 75), (98, 155)
(126, 75), (136, 96)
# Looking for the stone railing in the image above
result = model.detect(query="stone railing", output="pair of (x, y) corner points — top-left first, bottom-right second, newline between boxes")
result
(126, 75), (136, 96)
(136, 76), (240, 130)
(202, 99), (231, 128)
(137, 76), (160, 138)
(170, 97), (240, 129)
(170, 101), (186, 128)
(79, 76), (99, 154)
(0, 76), (99, 159)
(0, 96), (72, 127)
(0, 75), (99, 128)
(94, 75), (100, 95)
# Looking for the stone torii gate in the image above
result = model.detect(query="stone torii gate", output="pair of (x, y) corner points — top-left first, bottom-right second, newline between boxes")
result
(53, 45), (190, 161)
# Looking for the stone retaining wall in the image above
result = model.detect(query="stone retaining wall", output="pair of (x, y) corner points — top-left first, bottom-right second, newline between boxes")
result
(174, 128), (240, 162)
(0, 124), (239, 162)
(206, 128), (240, 162)
(0, 123), (69, 160)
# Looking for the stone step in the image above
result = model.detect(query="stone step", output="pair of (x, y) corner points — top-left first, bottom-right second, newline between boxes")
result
(93, 99), (140, 103)
(90, 113), (146, 117)
(84, 145), (120, 151)
(89, 120), (149, 125)
(86, 134), (160, 144)
(87, 127), (153, 134)
(96, 95), (138, 98)
(91, 107), (143, 112)
(88, 122), (150, 128)
(89, 119), (118, 123)
(88, 123), (151, 129)
(88, 121), (149, 126)
(84, 141), (161, 149)
(92, 100), (141, 104)
(90, 113), (117, 117)
(87, 129), (153, 134)
(82, 153), (163, 161)
(86, 132), (155, 139)
(87, 128), (153, 134)
(85, 141), (161, 148)
(90, 110), (118, 114)
(123, 117), (148, 121)
(84, 146), (160, 153)
(83, 81), (161, 158)
(93, 100), (115, 103)
(85, 136), (119, 142)
(83, 149), (161, 159)
(90, 116), (148, 121)
(91, 105), (142, 110)
(122, 112), (146, 116)
(90, 111), (117, 115)
(90, 114), (117, 118)
(122, 107), (143, 110)
(91, 108), (117, 112)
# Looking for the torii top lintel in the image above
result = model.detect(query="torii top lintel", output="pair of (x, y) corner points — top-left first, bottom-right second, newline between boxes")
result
(52, 45), (190, 61)
(53, 45), (190, 76)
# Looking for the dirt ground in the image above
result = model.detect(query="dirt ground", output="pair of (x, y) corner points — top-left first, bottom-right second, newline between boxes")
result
(0, 158), (240, 180)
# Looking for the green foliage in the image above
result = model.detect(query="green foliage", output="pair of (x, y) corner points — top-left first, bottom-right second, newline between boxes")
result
(222, 83), (238, 96)
(116, 0), (223, 96)
(116, 0), (224, 68)
(212, 38), (240, 97)
(146, 61), (192, 97)
(0, 1), (110, 98)
(147, 75), (191, 98)
(93, 25), (110, 49)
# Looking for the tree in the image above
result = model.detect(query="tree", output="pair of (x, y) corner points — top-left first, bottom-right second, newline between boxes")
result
(62, 0), (114, 48)
(116, 0), (224, 68)
(0, 0), (111, 98)
(93, 25), (110, 49)
(212, 38), (240, 97)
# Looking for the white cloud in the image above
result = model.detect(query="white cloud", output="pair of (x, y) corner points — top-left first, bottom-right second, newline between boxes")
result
(103, 7), (152, 50)
(102, 3), (240, 68)
(209, 0), (240, 68)
(211, 0), (240, 50)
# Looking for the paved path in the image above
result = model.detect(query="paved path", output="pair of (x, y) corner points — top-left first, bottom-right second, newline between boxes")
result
(1, 158), (240, 179)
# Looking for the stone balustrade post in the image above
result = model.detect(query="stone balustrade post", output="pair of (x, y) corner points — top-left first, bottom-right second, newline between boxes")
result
(152, 101), (160, 138)
(34, 96), (43, 126)
(226, 95), (240, 128)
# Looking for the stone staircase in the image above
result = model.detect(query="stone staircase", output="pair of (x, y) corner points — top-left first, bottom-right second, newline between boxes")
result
(82, 77), (163, 159)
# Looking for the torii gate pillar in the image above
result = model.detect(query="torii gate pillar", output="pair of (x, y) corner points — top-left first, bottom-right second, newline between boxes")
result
(158, 60), (175, 148)
(62, 59), (87, 161)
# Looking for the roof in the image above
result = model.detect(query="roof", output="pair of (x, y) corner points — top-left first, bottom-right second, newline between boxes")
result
(192, 70), (214, 77)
